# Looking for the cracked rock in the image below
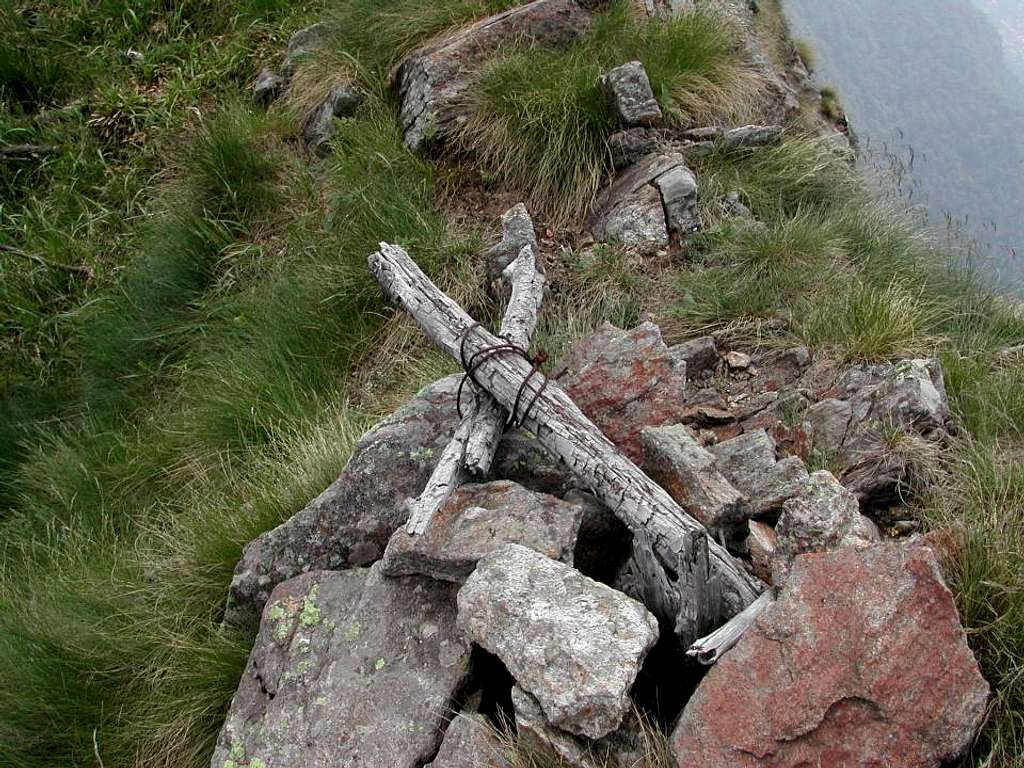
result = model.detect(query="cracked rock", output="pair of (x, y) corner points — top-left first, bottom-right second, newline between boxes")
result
(601, 61), (662, 127)
(381, 480), (583, 583)
(212, 564), (471, 768)
(588, 152), (701, 253)
(670, 543), (989, 768)
(457, 544), (658, 739)
(709, 430), (808, 516)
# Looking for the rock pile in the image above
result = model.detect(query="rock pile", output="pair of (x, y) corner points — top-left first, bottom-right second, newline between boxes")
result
(223, 1), (986, 765)
(215, 307), (986, 768)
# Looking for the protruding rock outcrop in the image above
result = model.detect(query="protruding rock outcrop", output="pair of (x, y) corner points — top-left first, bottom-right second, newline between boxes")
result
(587, 152), (702, 253)
(426, 714), (510, 768)
(671, 544), (990, 768)
(395, 0), (593, 153)
(457, 544), (659, 739)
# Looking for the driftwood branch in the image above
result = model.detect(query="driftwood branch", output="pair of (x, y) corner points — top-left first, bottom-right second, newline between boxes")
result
(0, 144), (59, 160)
(403, 244), (546, 534)
(370, 242), (762, 640)
(686, 589), (775, 664)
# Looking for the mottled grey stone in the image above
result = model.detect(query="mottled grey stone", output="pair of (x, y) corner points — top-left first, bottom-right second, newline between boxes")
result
(303, 81), (363, 155)
(592, 183), (669, 251)
(382, 480), (583, 583)
(281, 22), (328, 76)
(252, 68), (284, 105)
(641, 424), (750, 540)
(806, 398), (852, 457)
(212, 564), (471, 768)
(483, 203), (539, 284)
(601, 61), (662, 127)
(710, 430), (808, 516)
(722, 124), (784, 148)
(427, 713), (510, 768)
(458, 544), (658, 740)
(224, 376), (462, 629)
(588, 152), (701, 252)
(396, 0), (592, 152)
(655, 165), (702, 236)
(773, 470), (879, 583)
(608, 128), (662, 170)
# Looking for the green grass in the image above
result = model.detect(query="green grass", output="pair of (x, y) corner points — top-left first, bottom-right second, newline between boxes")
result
(2, 1), (1023, 767)
(456, 1), (765, 220)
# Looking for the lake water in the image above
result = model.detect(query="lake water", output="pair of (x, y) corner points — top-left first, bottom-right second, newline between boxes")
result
(782, 0), (1024, 293)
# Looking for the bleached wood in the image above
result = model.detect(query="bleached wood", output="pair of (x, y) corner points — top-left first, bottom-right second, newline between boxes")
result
(463, 245), (546, 475)
(403, 245), (546, 534)
(370, 242), (762, 636)
(686, 589), (776, 665)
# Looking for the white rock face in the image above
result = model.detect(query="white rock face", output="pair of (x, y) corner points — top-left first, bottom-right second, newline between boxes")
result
(457, 544), (659, 739)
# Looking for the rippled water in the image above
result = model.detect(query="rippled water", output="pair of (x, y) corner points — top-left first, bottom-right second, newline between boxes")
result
(782, 0), (1024, 293)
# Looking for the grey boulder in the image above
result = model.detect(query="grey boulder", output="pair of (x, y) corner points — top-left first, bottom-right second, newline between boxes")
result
(458, 544), (658, 739)
(601, 61), (663, 127)
(303, 81), (363, 155)
(252, 68), (284, 105)
(212, 564), (471, 768)
(381, 480), (584, 583)
(773, 470), (879, 583)
(588, 152), (701, 253)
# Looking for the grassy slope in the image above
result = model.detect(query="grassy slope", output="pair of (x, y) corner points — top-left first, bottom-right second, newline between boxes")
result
(0, 0), (1021, 767)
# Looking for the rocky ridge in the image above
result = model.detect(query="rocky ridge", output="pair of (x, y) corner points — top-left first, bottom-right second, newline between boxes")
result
(220, 1), (988, 766)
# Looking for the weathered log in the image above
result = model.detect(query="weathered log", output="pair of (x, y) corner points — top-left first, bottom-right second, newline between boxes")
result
(403, 245), (545, 534)
(370, 242), (762, 639)
(463, 245), (545, 476)
(686, 589), (775, 665)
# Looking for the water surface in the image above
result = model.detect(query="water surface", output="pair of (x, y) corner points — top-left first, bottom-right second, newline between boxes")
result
(783, 0), (1024, 292)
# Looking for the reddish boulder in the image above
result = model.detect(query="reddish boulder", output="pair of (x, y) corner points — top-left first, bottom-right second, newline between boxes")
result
(670, 543), (988, 768)
(555, 323), (689, 462)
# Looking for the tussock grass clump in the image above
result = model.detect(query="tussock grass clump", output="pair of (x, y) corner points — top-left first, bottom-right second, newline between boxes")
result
(457, 1), (764, 220)
(665, 130), (1024, 766)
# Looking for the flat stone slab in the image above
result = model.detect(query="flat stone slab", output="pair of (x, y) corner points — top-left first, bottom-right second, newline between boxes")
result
(458, 544), (659, 740)
(426, 713), (510, 768)
(382, 480), (584, 583)
(212, 564), (470, 768)
(670, 543), (989, 768)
